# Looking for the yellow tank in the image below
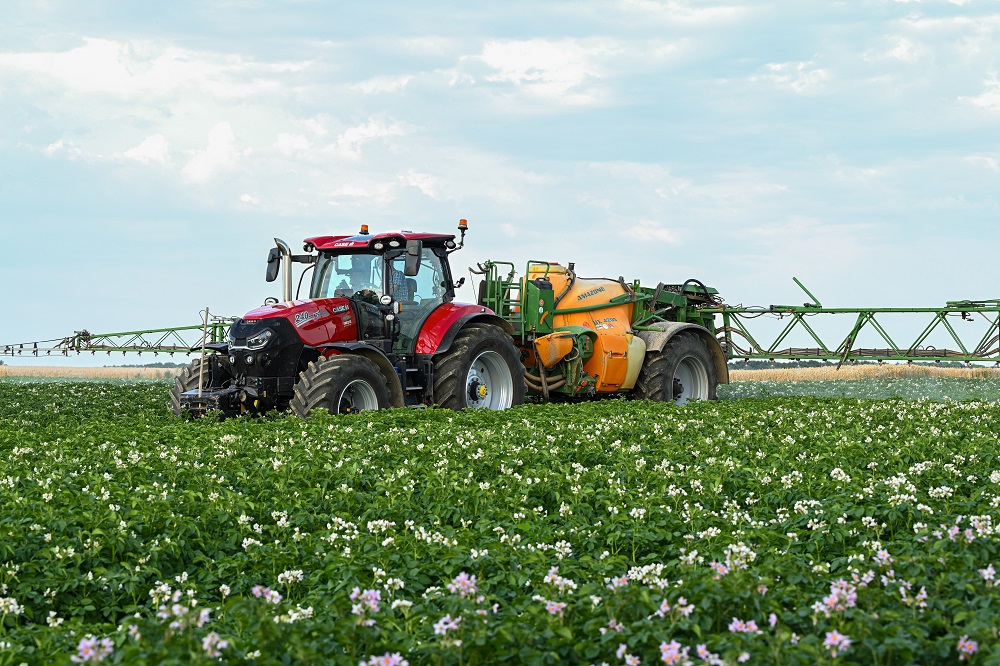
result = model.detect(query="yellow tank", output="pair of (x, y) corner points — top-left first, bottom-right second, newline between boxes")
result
(526, 263), (638, 391)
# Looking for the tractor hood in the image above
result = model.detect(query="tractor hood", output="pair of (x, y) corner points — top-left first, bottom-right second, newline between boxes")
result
(240, 298), (358, 348)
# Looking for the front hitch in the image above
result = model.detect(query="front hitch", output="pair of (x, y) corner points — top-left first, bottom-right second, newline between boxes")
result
(179, 387), (242, 418)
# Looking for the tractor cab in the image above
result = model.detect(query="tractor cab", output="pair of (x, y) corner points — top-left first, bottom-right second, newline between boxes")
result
(306, 229), (460, 354)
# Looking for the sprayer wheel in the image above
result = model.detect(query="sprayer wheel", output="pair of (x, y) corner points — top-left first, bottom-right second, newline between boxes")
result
(168, 355), (233, 416)
(634, 333), (717, 405)
(432, 324), (525, 410)
(289, 355), (390, 417)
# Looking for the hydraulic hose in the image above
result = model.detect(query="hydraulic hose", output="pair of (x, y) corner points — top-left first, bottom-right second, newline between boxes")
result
(553, 269), (576, 308)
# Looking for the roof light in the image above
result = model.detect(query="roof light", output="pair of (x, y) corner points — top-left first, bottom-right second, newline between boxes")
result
(360, 224), (370, 235)
(458, 219), (468, 230)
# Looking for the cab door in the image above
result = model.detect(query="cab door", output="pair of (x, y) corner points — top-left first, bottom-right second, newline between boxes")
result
(387, 247), (449, 353)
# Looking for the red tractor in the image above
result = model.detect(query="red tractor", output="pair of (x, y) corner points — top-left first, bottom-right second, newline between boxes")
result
(170, 220), (525, 417)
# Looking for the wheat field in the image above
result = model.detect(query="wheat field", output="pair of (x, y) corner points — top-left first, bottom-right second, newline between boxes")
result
(729, 363), (1000, 381)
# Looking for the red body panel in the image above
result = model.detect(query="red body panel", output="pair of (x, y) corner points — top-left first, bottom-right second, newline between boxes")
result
(414, 302), (494, 354)
(306, 231), (455, 250)
(244, 298), (358, 347)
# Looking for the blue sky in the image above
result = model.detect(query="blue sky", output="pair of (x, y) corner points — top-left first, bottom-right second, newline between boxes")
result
(2, 0), (998, 365)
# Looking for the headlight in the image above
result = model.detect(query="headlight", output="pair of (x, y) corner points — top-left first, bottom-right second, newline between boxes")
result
(246, 328), (275, 350)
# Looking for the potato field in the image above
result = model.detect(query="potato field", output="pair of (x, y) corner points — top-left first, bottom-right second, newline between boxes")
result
(0, 379), (998, 664)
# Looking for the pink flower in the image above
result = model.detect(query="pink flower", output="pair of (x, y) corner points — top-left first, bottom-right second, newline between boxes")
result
(70, 637), (114, 663)
(351, 588), (382, 626)
(675, 597), (695, 616)
(756, 584), (768, 595)
(361, 653), (409, 666)
(600, 619), (624, 635)
(728, 617), (757, 633)
(659, 640), (689, 664)
(433, 614), (461, 636)
(768, 613), (778, 628)
(607, 575), (629, 590)
(823, 630), (851, 657)
(709, 561), (729, 579)
(957, 635), (978, 660)
(202, 632), (228, 658)
(545, 600), (567, 616)
(447, 572), (478, 597)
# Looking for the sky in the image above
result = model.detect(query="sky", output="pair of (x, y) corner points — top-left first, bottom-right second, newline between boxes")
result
(1, 0), (998, 365)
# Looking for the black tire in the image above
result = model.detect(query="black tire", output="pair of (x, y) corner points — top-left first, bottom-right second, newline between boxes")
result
(432, 324), (525, 410)
(289, 355), (390, 417)
(169, 356), (232, 416)
(634, 333), (717, 405)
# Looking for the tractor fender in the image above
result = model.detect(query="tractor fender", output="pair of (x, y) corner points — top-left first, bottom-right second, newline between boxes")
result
(415, 303), (515, 355)
(635, 323), (730, 385)
(318, 342), (405, 407)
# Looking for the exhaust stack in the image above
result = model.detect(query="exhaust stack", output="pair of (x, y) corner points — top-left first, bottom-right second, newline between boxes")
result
(274, 238), (293, 302)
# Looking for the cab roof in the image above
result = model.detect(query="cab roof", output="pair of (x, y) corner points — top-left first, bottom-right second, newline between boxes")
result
(305, 230), (456, 251)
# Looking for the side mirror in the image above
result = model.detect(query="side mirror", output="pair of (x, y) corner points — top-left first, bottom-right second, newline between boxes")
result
(265, 247), (281, 282)
(404, 239), (422, 277)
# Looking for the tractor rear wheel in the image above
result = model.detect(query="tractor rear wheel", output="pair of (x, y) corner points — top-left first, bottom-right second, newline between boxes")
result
(432, 324), (524, 410)
(289, 355), (390, 417)
(634, 333), (717, 405)
(169, 355), (233, 416)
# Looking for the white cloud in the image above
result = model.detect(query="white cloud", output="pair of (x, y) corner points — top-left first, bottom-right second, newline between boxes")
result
(965, 155), (1000, 172)
(330, 120), (405, 158)
(325, 181), (396, 206)
(751, 60), (828, 93)
(736, 218), (872, 249)
(181, 122), (238, 184)
(122, 134), (170, 165)
(632, 220), (679, 244)
(0, 37), (308, 100)
(353, 75), (413, 94)
(302, 117), (329, 137)
(43, 139), (81, 159)
(471, 38), (617, 105)
(398, 171), (441, 200)
(622, 0), (749, 25)
(240, 193), (261, 205)
(863, 36), (924, 63)
(274, 133), (311, 156)
(961, 75), (1000, 111)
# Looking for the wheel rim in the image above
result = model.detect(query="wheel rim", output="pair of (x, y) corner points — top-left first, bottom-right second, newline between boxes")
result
(465, 350), (514, 409)
(673, 355), (709, 405)
(336, 379), (380, 414)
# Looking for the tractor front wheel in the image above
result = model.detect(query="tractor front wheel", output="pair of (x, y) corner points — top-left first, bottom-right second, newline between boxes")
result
(634, 333), (717, 405)
(169, 355), (233, 416)
(432, 324), (525, 410)
(290, 355), (390, 417)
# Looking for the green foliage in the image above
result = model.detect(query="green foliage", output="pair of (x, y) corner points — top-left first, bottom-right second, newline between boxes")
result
(0, 381), (998, 664)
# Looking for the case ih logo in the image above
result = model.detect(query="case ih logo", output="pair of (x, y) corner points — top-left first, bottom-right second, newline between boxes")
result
(294, 310), (325, 327)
